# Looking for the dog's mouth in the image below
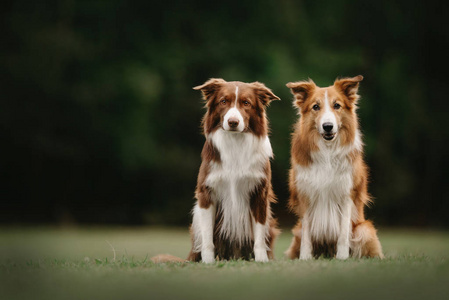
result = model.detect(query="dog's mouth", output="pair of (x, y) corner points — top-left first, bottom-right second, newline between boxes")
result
(322, 133), (336, 141)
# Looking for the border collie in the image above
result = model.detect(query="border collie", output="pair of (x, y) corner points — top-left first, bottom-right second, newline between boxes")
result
(285, 76), (383, 260)
(187, 78), (280, 263)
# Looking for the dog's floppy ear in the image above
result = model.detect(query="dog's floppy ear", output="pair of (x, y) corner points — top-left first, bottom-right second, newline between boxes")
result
(334, 75), (363, 102)
(286, 80), (316, 108)
(193, 78), (226, 103)
(250, 82), (280, 106)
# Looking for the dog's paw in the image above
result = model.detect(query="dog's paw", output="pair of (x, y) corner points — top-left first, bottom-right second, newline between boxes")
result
(336, 250), (349, 260)
(254, 249), (269, 262)
(299, 253), (313, 260)
(201, 249), (215, 264)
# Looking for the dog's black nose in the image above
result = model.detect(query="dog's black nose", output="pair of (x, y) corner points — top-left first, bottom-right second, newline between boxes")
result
(323, 123), (333, 133)
(228, 118), (239, 128)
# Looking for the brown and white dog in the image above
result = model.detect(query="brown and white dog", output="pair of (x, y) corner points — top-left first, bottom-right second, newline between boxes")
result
(285, 76), (383, 260)
(187, 78), (280, 263)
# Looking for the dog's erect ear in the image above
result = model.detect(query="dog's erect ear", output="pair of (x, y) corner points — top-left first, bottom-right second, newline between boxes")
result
(193, 78), (226, 103)
(334, 75), (363, 102)
(250, 82), (280, 106)
(286, 80), (316, 107)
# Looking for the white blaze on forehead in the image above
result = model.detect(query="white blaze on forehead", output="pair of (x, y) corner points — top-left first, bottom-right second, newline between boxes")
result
(223, 85), (245, 132)
(234, 86), (239, 106)
(319, 91), (337, 134)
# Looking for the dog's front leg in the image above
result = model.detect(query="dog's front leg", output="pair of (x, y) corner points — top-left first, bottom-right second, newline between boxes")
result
(336, 201), (352, 260)
(253, 221), (269, 262)
(250, 182), (270, 262)
(299, 215), (313, 260)
(198, 204), (216, 263)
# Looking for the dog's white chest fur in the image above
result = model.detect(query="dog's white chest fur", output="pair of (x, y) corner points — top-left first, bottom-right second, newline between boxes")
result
(205, 130), (272, 244)
(295, 137), (360, 243)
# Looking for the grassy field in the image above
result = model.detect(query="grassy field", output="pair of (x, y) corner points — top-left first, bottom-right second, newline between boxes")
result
(1, 227), (448, 300)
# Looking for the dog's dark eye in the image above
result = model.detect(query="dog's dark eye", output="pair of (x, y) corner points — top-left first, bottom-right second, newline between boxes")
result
(243, 100), (250, 107)
(220, 99), (227, 105)
(334, 103), (341, 109)
(312, 104), (320, 111)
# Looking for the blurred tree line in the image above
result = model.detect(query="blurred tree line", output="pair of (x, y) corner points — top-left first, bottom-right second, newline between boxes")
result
(1, 0), (447, 227)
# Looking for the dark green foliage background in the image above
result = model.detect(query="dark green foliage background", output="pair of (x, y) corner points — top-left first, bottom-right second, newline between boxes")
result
(1, 0), (447, 226)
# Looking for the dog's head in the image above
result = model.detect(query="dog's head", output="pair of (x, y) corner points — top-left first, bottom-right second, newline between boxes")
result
(286, 75), (363, 143)
(194, 78), (279, 136)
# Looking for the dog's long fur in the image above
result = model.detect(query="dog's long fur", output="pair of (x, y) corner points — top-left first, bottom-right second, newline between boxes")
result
(285, 76), (383, 260)
(187, 78), (280, 263)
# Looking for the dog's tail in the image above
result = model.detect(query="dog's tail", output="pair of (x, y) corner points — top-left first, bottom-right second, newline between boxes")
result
(150, 254), (188, 263)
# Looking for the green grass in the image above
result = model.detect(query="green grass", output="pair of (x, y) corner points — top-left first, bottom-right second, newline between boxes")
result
(1, 227), (448, 300)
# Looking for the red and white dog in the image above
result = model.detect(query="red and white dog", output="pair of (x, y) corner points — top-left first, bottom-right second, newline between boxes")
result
(285, 76), (383, 260)
(187, 78), (280, 263)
